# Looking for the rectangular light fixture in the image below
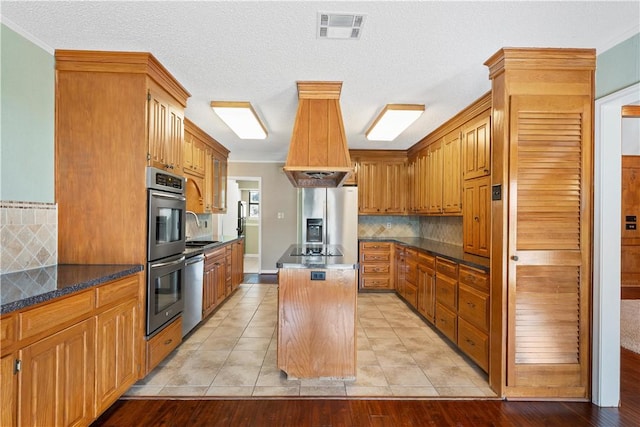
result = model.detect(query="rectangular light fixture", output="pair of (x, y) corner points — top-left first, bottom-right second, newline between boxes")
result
(365, 104), (425, 141)
(210, 101), (267, 139)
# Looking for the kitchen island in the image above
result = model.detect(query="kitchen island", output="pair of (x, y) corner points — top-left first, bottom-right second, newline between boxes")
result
(276, 244), (358, 380)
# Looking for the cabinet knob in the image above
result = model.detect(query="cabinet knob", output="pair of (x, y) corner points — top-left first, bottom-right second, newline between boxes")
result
(511, 255), (519, 261)
(474, 216), (479, 222)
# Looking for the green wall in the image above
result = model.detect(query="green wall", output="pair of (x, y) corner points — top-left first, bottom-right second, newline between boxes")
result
(1, 24), (54, 203)
(596, 33), (640, 99)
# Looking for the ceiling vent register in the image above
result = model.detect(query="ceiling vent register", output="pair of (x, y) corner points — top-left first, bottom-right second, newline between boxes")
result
(317, 13), (366, 40)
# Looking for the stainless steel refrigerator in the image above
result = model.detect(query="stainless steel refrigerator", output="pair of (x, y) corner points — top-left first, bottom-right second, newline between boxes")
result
(298, 187), (358, 251)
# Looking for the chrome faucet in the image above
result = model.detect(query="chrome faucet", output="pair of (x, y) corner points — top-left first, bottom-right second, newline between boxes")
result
(186, 211), (200, 228)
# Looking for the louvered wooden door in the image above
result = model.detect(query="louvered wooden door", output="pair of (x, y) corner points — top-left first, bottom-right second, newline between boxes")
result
(506, 94), (592, 397)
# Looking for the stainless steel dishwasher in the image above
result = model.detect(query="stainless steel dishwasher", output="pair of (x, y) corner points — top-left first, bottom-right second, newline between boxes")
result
(182, 253), (204, 337)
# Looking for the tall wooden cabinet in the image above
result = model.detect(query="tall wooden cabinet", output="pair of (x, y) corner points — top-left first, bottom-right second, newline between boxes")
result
(621, 155), (640, 299)
(463, 176), (491, 257)
(485, 48), (595, 399)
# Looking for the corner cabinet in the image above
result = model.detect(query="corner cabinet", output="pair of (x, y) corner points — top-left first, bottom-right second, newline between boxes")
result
(184, 119), (230, 214)
(485, 48), (595, 399)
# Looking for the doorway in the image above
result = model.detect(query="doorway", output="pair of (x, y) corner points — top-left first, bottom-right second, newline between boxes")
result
(224, 177), (261, 274)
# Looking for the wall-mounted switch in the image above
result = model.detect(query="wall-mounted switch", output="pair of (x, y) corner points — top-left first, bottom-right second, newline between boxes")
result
(311, 271), (325, 280)
(626, 223), (637, 230)
(277, 212), (284, 219)
(626, 215), (637, 222)
(492, 184), (502, 201)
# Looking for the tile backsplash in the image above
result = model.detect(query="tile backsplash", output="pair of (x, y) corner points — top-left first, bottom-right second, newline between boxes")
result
(1, 201), (57, 274)
(358, 215), (463, 246)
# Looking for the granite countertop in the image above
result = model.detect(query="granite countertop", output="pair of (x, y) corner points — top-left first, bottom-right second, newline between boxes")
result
(277, 244), (359, 269)
(1, 264), (143, 315)
(183, 235), (244, 258)
(359, 237), (490, 271)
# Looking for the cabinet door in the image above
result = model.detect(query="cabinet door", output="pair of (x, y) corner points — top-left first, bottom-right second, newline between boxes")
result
(183, 132), (195, 171)
(202, 264), (216, 318)
(214, 261), (226, 306)
(428, 141), (443, 213)
(463, 176), (491, 257)
(204, 149), (213, 212)
(358, 161), (383, 214)
(147, 85), (168, 170)
(211, 156), (228, 213)
(95, 300), (138, 416)
(1, 354), (16, 427)
(168, 106), (184, 172)
(19, 319), (95, 427)
(443, 129), (462, 214)
(417, 254), (436, 323)
(384, 161), (407, 214)
(463, 112), (491, 180)
(232, 240), (244, 290)
(394, 246), (406, 296)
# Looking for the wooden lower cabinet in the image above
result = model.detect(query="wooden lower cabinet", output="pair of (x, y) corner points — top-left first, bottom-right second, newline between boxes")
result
(417, 252), (436, 322)
(394, 246), (406, 296)
(359, 241), (394, 290)
(231, 239), (245, 291)
(19, 318), (95, 427)
(203, 248), (226, 318)
(1, 273), (142, 427)
(403, 249), (418, 308)
(95, 299), (137, 415)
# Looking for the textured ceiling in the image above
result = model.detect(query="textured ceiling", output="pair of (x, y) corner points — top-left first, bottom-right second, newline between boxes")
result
(2, 1), (639, 162)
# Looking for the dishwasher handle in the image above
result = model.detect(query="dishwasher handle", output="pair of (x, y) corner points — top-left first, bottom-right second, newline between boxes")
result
(185, 254), (205, 265)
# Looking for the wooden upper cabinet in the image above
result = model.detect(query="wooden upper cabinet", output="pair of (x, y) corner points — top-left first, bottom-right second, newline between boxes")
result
(463, 176), (491, 257)
(443, 129), (462, 214)
(352, 152), (407, 215)
(462, 110), (491, 180)
(184, 119), (230, 214)
(147, 80), (184, 173)
(427, 141), (443, 214)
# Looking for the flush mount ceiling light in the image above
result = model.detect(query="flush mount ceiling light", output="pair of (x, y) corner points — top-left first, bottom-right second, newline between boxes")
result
(210, 101), (267, 139)
(365, 104), (425, 141)
(317, 12), (366, 39)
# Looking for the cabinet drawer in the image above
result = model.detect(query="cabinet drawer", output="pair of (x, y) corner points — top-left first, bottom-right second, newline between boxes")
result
(435, 276), (457, 310)
(458, 284), (489, 332)
(418, 252), (435, 272)
(362, 252), (391, 263)
(436, 257), (458, 279)
(146, 316), (182, 372)
(361, 242), (392, 252)
(19, 291), (95, 340)
(459, 265), (489, 293)
(361, 263), (390, 274)
(95, 275), (139, 308)
(361, 276), (392, 290)
(435, 303), (457, 342)
(458, 318), (489, 372)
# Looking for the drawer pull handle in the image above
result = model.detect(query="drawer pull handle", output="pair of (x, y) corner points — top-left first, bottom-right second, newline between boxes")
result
(466, 338), (475, 347)
(466, 275), (475, 282)
(164, 339), (173, 345)
(467, 302), (476, 308)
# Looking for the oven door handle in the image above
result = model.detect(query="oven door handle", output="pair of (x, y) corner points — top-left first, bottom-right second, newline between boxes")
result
(151, 256), (186, 268)
(150, 191), (186, 202)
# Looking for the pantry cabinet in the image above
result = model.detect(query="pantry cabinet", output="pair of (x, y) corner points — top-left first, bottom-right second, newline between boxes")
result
(486, 47), (595, 398)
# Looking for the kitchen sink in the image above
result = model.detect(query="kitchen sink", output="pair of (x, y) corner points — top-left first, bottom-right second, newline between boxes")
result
(185, 240), (219, 247)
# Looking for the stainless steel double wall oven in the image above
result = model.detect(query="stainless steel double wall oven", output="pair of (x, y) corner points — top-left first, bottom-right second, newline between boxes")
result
(146, 167), (186, 337)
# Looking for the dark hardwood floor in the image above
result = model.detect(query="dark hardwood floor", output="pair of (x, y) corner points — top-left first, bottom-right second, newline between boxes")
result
(92, 348), (640, 426)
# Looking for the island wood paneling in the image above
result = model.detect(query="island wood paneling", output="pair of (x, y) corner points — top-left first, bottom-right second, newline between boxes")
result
(277, 268), (357, 379)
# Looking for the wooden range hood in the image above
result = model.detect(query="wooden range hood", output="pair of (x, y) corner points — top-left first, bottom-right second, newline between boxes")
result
(283, 81), (354, 188)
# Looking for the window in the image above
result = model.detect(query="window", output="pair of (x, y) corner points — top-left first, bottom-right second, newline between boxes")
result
(249, 191), (259, 217)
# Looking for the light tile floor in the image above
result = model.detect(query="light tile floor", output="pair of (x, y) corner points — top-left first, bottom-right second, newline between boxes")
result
(126, 282), (496, 398)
